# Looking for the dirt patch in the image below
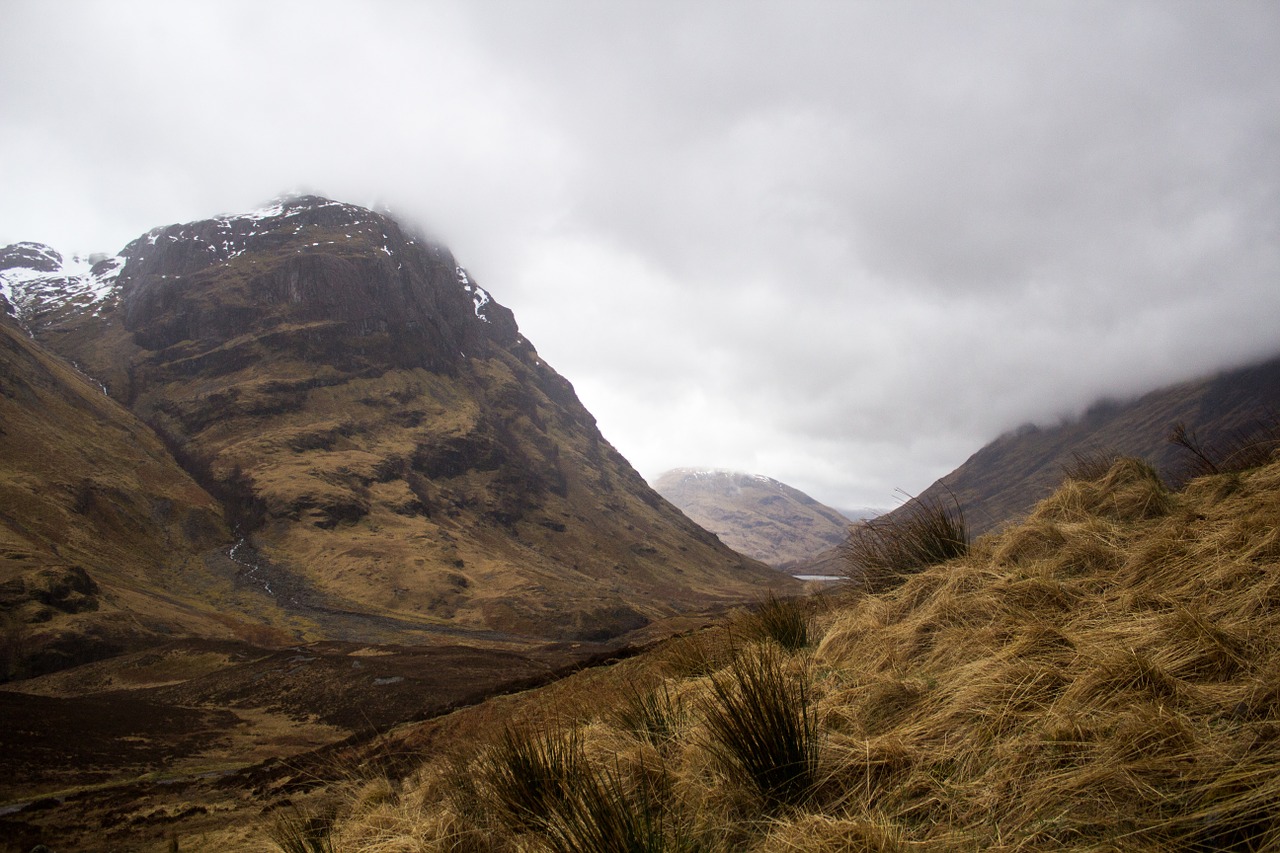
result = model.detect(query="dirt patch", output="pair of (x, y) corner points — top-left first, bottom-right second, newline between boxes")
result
(0, 607), (733, 852)
(0, 691), (241, 801)
(138, 640), (573, 730)
(0, 630), (655, 852)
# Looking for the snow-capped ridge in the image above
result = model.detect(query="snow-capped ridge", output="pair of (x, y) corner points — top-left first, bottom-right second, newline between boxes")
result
(4, 196), (506, 336)
(662, 467), (787, 489)
(125, 196), (382, 271)
(0, 241), (125, 325)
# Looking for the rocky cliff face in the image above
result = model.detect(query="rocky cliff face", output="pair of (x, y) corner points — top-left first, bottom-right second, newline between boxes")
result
(653, 468), (852, 569)
(2, 196), (789, 659)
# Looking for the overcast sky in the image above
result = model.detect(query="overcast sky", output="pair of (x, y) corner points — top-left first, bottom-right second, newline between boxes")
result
(3, 1), (1279, 512)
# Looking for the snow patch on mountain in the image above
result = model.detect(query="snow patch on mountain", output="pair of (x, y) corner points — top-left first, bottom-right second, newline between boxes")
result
(129, 197), (435, 281)
(456, 265), (491, 323)
(665, 467), (789, 491)
(0, 242), (125, 326)
(3, 196), (502, 334)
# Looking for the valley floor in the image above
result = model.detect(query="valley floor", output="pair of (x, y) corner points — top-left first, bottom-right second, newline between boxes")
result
(0, 613), (729, 853)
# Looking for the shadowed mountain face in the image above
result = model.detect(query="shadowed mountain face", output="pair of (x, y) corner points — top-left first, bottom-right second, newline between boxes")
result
(786, 354), (1280, 581)
(1, 197), (790, 668)
(891, 353), (1280, 538)
(653, 468), (852, 569)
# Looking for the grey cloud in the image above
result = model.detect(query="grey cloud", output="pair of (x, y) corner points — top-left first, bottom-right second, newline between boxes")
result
(3, 0), (1279, 510)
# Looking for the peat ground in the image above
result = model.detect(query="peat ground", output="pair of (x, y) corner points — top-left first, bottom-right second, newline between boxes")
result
(0, 611), (730, 852)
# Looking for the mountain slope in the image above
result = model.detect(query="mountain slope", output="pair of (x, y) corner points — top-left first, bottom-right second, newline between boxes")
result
(903, 353), (1280, 537)
(0, 312), (267, 679)
(653, 468), (851, 568)
(3, 196), (790, 649)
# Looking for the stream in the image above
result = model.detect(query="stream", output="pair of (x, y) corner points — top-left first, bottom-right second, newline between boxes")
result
(228, 536), (274, 597)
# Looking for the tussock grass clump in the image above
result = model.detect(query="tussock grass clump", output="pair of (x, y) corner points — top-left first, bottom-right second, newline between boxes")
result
(1043, 456), (1172, 523)
(542, 762), (684, 853)
(467, 716), (690, 851)
(660, 630), (731, 677)
(699, 644), (818, 808)
(615, 682), (684, 747)
(842, 491), (969, 592)
(1062, 448), (1124, 483)
(741, 593), (812, 651)
(855, 677), (928, 736)
(479, 725), (586, 832)
(267, 807), (337, 853)
(990, 518), (1069, 565)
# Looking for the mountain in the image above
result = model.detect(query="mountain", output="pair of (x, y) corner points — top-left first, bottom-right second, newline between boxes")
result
(653, 468), (852, 569)
(898, 353), (1280, 538)
(0, 196), (790, 674)
(0, 309), (263, 679)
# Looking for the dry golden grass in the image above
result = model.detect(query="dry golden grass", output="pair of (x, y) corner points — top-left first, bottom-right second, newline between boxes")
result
(273, 457), (1280, 852)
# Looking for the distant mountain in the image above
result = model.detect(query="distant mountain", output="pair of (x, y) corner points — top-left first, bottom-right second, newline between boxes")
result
(900, 353), (1280, 537)
(653, 468), (852, 569)
(0, 196), (791, 676)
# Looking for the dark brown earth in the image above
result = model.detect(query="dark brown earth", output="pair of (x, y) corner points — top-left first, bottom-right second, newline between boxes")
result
(0, 609), (727, 853)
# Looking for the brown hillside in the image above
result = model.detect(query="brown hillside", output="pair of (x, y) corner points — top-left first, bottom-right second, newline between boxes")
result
(0, 314), (268, 679)
(17, 197), (792, 647)
(208, 453), (1280, 853)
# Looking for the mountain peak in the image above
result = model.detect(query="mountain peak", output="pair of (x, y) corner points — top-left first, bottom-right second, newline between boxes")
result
(654, 467), (851, 568)
(105, 196), (520, 376)
(3, 197), (790, 660)
(2, 196), (517, 373)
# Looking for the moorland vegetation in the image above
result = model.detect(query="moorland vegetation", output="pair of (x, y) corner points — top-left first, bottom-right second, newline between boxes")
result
(250, 424), (1280, 852)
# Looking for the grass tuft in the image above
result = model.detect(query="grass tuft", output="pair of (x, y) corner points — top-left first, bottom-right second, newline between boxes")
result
(699, 644), (818, 808)
(1062, 449), (1122, 483)
(478, 725), (585, 832)
(266, 807), (337, 853)
(615, 682), (683, 747)
(543, 761), (686, 853)
(842, 491), (968, 593)
(742, 593), (812, 651)
(661, 631), (728, 678)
